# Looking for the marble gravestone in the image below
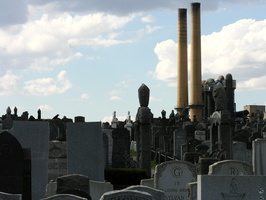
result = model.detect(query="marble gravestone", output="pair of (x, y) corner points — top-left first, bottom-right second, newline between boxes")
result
(208, 160), (253, 175)
(197, 175), (266, 200)
(154, 161), (196, 200)
(12, 121), (50, 200)
(100, 190), (153, 200)
(67, 122), (104, 181)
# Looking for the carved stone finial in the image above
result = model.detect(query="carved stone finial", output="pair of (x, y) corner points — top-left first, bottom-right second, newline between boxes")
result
(138, 84), (150, 107)
(14, 107), (18, 115)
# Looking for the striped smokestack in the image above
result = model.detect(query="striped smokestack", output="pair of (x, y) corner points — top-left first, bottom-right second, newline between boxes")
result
(190, 2), (203, 122)
(176, 8), (188, 114)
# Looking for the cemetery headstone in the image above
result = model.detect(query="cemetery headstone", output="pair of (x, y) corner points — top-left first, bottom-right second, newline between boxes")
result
(154, 161), (196, 200)
(140, 179), (154, 188)
(253, 138), (266, 175)
(198, 158), (219, 175)
(12, 121), (50, 200)
(56, 174), (91, 199)
(48, 140), (67, 181)
(42, 194), (87, 200)
(90, 180), (113, 200)
(197, 175), (266, 200)
(103, 129), (113, 166)
(173, 126), (186, 160)
(208, 160), (253, 175)
(100, 190), (153, 200)
(232, 141), (247, 161)
(0, 131), (23, 195)
(67, 121), (104, 181)
(112, 127), (130, 168)
(125, 185), (165, 200)
(0, 191), (22, 200)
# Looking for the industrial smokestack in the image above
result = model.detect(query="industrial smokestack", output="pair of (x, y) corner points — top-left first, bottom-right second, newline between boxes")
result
(190, 2), (203, 122)
(176, 8), (188, 114)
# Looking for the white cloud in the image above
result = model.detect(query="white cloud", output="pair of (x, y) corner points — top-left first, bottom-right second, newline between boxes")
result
(0, 12), (134, 73)
(152, 39), (177, 82)
(0, 71), (20, 96)
(38, 104), (53, 111)
(150, 96), (161, 102)
(116, 81), (129, 88)
(23, 70), (72, 96)
(141, 15), (155, 23)
(153, 19), (266, 91)
(81, 93), (89, 99)
(109, 90), (122, 96)
(110, 96), (122, 101)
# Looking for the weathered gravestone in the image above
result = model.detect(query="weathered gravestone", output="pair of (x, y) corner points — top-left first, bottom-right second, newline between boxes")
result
(56, 174), (91, 199)
(42, 194), (87, 200)
(48, 140), (67, 181)
(197, 175), (266, 200)
(66, 121), (104, 181)
(90, 180), (113, 200)
(208, 160), (253, 175)
(112, 127), (130, 168)
(0, 131), (24, 195)
(253, 138), (266, 175)
(125, 185), (165, 200)
(12, 121), (50, 200)
(0, 191), (22, 200)
(154, 161), (196, 200)
(103, 129), (113, 166)
(100, 190), (153, 200)
(232, 141), (247, 162)
(173, 126), (186, 160)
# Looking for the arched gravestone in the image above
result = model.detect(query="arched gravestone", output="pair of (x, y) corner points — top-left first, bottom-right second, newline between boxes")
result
(0, 131), (24, 194)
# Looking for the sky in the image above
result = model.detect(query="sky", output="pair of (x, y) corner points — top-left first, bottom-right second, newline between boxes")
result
(0, 0), (266, 122)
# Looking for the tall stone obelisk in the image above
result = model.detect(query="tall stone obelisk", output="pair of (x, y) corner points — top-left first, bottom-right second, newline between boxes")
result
(176, 8), (188, 114)
(190, 2), (202, 121)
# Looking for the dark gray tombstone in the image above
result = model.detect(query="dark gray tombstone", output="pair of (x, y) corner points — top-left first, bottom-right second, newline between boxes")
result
(42, 194), (87, 200)
(48, 141), (67, 181)
(0, 191), (22, 200)
(56, 174), (91, 199)
(12, 121), (50, 200)
(173, 126), (186, 160)
(100, 190), (153, 200)
(0, 131), (24, 195)
(67, 122), (104, 181)
(112, 127), (130, 168)
(154, 161), (196, 200)
(125, 185), (165, 200)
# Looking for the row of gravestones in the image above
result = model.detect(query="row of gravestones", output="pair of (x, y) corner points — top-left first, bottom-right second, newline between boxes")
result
(0, 121), (130, 200)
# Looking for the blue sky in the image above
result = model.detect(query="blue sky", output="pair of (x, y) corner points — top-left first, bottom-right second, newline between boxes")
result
(0, 0), (266, 122)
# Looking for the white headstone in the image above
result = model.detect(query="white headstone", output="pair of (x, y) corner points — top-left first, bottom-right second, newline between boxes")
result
(154, 161), (196, 200)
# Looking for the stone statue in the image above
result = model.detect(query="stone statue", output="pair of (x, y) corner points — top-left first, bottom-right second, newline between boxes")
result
(212, 82), (226, 111)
